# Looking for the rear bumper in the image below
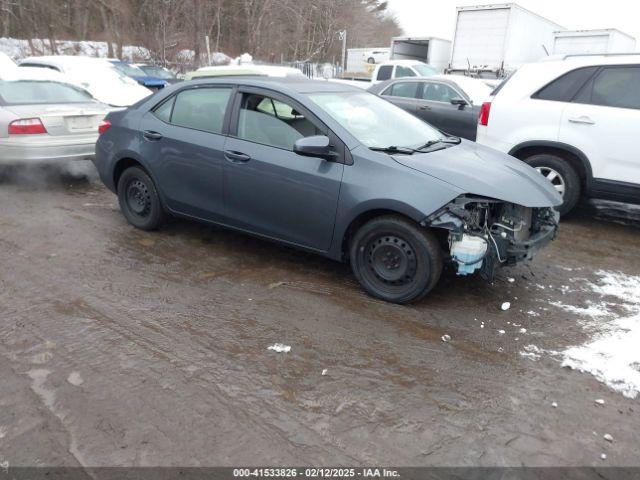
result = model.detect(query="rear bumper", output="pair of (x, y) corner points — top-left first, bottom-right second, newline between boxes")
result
(0, 137), (97, 165)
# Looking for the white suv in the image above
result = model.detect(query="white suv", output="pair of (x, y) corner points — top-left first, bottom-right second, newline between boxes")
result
(476, 54), (640, 215)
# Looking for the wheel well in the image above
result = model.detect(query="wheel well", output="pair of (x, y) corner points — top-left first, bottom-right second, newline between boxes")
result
(113, 158), (145, 192)
(511, 145), (588, 189)
(341, 209), (426, 260)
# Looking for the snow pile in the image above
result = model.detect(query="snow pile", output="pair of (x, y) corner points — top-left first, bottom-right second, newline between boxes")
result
(0, 37), (151, 61)
(560, 271), (640, 398)
(267, 343), (291, 353)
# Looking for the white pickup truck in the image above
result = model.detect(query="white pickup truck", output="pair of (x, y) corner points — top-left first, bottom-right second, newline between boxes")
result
(332, 60), (440, 89)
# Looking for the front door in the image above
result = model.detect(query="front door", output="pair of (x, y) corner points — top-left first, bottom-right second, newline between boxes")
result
(223, 90), (344, 251)
(415, 81), (471, 138)
(137, 86), (233, 221)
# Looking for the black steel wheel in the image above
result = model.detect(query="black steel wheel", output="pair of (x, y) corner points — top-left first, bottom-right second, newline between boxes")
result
(350, 215), (443, 304)
(117, 166), (165, 230)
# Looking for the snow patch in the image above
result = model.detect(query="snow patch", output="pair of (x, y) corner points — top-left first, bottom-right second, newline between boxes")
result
(267, 343), (291, 353)
(558, 271), (640, 398)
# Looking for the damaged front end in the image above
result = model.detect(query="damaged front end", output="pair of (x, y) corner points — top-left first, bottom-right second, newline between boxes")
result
(423, 195), (559, 280)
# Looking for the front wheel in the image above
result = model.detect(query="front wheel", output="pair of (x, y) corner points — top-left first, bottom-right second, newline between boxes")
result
(349, 216), (443, 304)
(117, 166), (165, 230)
(367, 57), (375, 64)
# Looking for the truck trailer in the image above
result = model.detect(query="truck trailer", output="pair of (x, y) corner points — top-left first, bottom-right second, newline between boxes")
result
(389, 37), (452, 72)
(448, 3), (564, 78)
(552, 29), (636, 55)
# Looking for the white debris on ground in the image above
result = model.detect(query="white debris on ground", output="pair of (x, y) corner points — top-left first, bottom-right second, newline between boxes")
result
(507, 277), (515, 283)
(321, 369), (328, 376)
(526, 310), (540, 317)
(601, 453), (607, 460)
(519, 328), (527, 334)
(441, 334), (451, 342)
(67, 371), (84, 386)
(604, 433), (613, 442)
(595, 398), (605, 405)
(551, 401), (558, 408)
(558, 271), (640, 399)
(501, 302), (511, 311)
(267, 343), (291, 353)
(497, 329), (505, 335)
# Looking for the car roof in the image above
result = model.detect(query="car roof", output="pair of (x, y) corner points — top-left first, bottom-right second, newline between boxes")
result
(539, 53), (640, 67)
(185, 76), (362, 94)
(20, 55), (113, 68)
(378, 60), (427, 66)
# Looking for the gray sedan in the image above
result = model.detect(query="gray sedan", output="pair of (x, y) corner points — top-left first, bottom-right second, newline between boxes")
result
(368, 75), (492, 140)
(94, 77), (560, 304)
(0, 72), (113, 165)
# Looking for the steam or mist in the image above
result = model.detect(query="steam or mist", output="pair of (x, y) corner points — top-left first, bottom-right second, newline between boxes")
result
(0, 160), (99, 188)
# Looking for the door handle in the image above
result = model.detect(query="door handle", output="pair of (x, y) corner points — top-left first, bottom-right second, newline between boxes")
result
(143, 130), (163, 140)
(568, 116), (595, 125)
(224, 150), (251, 163)
(419, 105), (431, 111)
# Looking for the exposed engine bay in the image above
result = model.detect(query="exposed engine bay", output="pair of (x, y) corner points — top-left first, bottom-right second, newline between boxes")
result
(424, 195), (559, 280)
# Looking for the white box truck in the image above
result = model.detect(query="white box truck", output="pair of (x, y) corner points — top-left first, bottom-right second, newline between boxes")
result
(552, 29), (636, 55)
(448, 3), (564, 78)
(389, 37), (452, 72)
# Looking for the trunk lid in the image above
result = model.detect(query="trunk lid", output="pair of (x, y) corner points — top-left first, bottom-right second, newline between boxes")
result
(5, 103), (111, 137)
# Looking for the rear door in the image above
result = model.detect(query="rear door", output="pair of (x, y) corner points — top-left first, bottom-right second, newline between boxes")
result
(137, 85), (233, 221)
(379, 81), (420, 115)
(559, 65), (640, 187)
(223, 88), (344, 251)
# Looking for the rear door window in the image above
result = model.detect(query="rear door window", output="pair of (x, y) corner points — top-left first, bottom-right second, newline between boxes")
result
(533, 67), (599, 102)
(376, 65), (393, 81)
(577, 66), (640, 109)
(169, 87), (232, 133)
(384, 82), (419, 98)
(152, 97), (175, 122)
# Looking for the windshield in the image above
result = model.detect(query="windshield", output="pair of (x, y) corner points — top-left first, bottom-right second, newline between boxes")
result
(113, 62), (146, 77)
(139, 66), (175, 79)
(413, 64), (438, 76)
(0, 80), (94, 104)
(308, 91), (443, 149)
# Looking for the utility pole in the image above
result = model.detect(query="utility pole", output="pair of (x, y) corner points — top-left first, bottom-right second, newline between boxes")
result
(338, 30), (347, 74)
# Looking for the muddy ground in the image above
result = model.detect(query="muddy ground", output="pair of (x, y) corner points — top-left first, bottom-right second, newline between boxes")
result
(0, 165), (639, 468)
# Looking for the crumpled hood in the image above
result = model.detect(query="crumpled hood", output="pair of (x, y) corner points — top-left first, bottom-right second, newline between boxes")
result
(393, 140), (562, 208)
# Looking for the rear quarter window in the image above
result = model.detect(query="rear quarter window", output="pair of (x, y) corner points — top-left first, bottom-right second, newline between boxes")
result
(532, 67), (599, 102)
(376, 65), (393, 81)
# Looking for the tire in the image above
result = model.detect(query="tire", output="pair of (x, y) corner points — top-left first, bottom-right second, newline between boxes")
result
(349, 215), (443, 304)
(523, 153), (581, 216)
(367, 57), (375, 64)
(117, 166), (165, 230)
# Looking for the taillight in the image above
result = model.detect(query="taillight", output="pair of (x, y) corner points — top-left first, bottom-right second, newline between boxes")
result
(98, 120), (111, 135)
(478, 102), (491, 126)
(8, 118), (47, 135)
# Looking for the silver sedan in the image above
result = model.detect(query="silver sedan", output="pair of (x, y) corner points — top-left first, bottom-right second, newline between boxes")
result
(0, 72), (114, 165)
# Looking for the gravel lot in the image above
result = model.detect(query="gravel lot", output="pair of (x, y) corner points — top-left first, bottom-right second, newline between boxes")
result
(0, 165), (639, 468)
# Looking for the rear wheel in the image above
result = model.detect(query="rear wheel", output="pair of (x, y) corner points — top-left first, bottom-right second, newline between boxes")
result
(349, 215), (443, 304)
(117, 166), (165, 230)
(524, 153), (581, 216)
(367, 57), (375, 64)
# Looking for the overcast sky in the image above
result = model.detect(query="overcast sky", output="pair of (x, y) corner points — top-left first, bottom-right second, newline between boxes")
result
(386, 0), (640, 51)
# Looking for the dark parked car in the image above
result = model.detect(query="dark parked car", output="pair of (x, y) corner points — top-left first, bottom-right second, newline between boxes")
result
(135, 64), (180, 84)
(368, 75), (493, 140)
(94, 77), (560, 303)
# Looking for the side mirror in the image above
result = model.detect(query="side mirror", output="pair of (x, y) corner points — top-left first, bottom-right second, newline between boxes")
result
(293, 135), (337, 161)
(450, 97), (468, 109)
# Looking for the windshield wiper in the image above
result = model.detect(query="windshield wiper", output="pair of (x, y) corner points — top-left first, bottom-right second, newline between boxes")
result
(369, 146), (417, 155)
(414, 136), (462, 151)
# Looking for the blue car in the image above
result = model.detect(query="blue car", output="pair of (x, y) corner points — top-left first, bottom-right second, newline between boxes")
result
(93, 77), (560, 304)
(109, 60), (168, 90)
